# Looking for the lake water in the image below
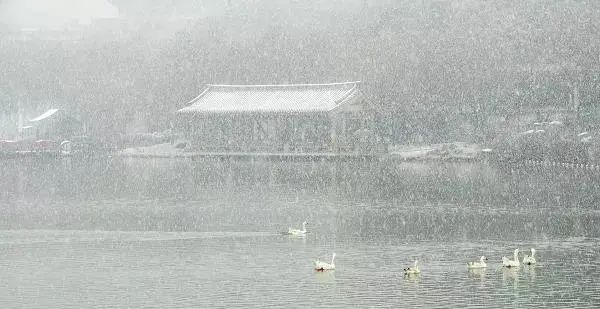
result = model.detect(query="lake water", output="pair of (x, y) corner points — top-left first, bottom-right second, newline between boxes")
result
(1, 157), (600, 308)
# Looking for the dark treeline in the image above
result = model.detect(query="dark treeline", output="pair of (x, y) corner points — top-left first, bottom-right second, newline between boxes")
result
(1, 0), (600, 143)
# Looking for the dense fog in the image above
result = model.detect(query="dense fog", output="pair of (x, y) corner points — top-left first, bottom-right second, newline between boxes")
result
(2, 0), (599, 144)
(2, 1), (600, 308)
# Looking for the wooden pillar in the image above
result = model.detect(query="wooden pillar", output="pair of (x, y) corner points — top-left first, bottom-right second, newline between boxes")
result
(340, 114), (347, 152)
(251, 116), (256, 151)
(300, 116), (306, 153)
(292, 117), (298, 152)
(330, 112), (338, 153)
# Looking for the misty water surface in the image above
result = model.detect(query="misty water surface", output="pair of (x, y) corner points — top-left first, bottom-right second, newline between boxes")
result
(1, 158), (599, 307)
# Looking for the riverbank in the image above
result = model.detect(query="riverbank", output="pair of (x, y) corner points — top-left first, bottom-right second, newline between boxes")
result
(118, 143), (196, 158)
(117, 142), (484, 161)
(388, 142), (482, 161)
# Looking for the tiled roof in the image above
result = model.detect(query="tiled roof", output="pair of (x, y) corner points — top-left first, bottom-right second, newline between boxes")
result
(177, 81), (360, 114)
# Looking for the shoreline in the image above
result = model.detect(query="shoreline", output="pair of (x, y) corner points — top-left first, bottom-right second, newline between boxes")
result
(0, 142), (484, 162)
(116, 142), (483, 161)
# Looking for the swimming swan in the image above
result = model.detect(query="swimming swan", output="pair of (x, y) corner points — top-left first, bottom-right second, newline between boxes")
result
(404, 260), (421, 275)
(502, 249), (520, 268)
(315, 253), (335, 271)
(287, 221), (308, 235)
(522, 248), (537, 265)
(467, 256), (488, 269)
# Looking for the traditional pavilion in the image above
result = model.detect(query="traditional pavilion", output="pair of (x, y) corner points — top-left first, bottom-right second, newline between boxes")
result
(175, 81), (381, 153)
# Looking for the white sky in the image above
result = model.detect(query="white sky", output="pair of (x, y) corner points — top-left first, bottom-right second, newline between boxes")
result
(0, 0), (119, 29)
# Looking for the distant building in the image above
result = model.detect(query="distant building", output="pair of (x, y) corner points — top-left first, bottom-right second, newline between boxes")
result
(24, 109), (82, 141)
(175, 82), (382, 153)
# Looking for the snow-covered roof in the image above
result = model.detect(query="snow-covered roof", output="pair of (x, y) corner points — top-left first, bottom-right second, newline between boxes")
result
(177, 82), (361, 114)
(29, 109), (60, 122)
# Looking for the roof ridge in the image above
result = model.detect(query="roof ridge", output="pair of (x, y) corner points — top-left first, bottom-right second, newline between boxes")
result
(207, 81), (361, 88)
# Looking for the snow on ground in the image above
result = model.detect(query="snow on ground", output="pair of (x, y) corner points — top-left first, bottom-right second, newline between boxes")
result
(390, 142), (482, 160)
(119, 142), (483, 160)
(119, 143), (190, 158)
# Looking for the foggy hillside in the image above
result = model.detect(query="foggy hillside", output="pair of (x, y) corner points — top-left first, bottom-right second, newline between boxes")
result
(1, 0), (600, 142)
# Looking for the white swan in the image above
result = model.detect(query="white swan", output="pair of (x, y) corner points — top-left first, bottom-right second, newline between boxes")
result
(404, 260), (421, 275)
(467, 256), (488, 269)
(522, 248), (537, 265)
(315, 253), (335, 271)
(287, 221), (308, 235)
(502, 249), (520, 268)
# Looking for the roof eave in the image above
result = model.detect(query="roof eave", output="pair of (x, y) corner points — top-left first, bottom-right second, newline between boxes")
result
(176, 81), (362, 114)
(329, 84), (360, 112)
